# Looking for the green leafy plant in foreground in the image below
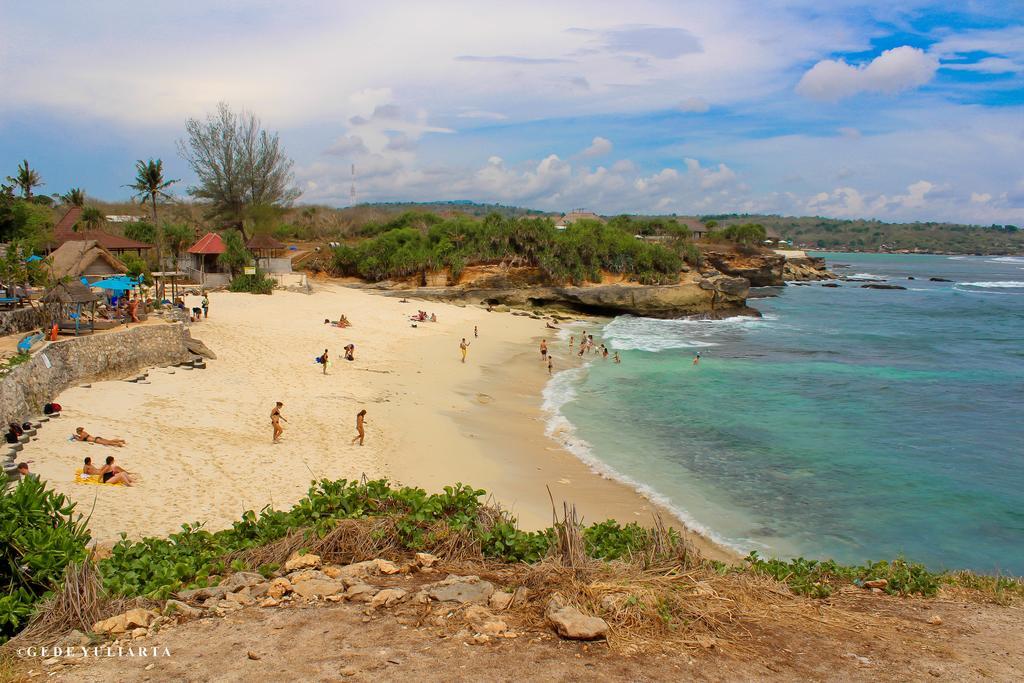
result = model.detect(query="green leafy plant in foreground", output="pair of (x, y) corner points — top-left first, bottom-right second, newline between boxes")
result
(0, 478), (91, 643)
(6, 477), (1022, 645)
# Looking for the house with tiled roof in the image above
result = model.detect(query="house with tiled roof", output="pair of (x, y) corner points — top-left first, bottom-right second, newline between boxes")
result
(50, 207), (153, 255)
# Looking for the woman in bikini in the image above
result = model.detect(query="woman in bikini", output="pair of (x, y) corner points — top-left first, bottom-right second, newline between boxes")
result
(271, 402), (286, 443)
(351, 409), (367, 446)
(74, 427), (125, 447)
(100, 455), (133, 486)
(82, 456), (101, 475)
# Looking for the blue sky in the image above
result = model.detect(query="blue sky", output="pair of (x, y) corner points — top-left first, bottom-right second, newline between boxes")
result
(1, 0), (1022, 223)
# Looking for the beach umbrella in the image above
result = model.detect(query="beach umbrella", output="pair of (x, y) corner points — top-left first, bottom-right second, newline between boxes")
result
(90, 276), (136, 292)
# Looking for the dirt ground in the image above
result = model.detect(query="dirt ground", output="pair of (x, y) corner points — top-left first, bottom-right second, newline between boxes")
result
(17, 585), (1023, 683)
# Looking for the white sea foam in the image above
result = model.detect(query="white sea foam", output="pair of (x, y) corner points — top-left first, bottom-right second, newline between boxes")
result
(848, 272), (886, 281)
(986, 256), (1024, 264)
(956, 281), (1024, 288)
(601, 314), (769, 352)
(947, 256), (967, 260)
(540, 365), (746, 553)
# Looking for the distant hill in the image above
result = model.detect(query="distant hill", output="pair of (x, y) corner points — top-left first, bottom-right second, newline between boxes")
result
(355, 201), (548, 218)
(699, 214), (1023, 255)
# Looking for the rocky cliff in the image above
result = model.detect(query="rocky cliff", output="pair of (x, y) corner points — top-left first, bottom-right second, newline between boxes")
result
(373, 267), (754, 319)
(702, 250), (833, 285)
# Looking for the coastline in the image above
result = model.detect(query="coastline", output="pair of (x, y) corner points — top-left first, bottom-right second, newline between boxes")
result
(23, 283), (733, 562)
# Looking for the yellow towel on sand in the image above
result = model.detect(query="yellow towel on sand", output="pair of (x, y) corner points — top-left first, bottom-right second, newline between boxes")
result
(73, 468), (124, 486)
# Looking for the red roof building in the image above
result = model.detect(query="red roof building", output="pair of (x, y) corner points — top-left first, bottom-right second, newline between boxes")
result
(188, 232), (226, 254)
(50, 206), (153, 254)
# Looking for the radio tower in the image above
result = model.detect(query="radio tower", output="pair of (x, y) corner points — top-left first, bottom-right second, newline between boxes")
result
(350, 164), (357, 206)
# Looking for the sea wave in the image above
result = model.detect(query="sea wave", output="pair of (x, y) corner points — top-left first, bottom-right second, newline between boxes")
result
(986, 257), (1024, 264)
(601, 314), (770, 352)
(956, 281), (1024, 289)
(848, 272), (887, 281)
(540, 366), (744, 553)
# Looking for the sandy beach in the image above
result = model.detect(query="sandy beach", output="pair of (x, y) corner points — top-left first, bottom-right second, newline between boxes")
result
(26, 283), (732, 561)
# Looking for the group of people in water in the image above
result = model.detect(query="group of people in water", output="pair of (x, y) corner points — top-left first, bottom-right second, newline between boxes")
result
(568, 331), (620, 364)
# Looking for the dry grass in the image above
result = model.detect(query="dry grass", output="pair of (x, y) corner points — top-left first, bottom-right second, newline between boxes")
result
(2, 556), (137, 651)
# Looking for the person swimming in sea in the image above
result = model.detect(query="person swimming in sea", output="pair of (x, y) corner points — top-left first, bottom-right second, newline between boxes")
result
(693, 352), (701, 366)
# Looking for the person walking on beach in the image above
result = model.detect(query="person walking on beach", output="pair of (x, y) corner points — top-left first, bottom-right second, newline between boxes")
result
(474, 325), (478, 338)
(569, 335), (574, 349)
(320, 349), (329, 374)
(201, 293), (209, 319)
(351, 409), (367, 446)
(460, 338), (470, 363)
(271, 402), (287, 443)
(547, 356), (553, 375)
(693, 352), (701, 366)
(540, 339), (548, 360)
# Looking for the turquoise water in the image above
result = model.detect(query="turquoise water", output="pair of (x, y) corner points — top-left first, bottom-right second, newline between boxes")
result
(547, 253), (1024, 574)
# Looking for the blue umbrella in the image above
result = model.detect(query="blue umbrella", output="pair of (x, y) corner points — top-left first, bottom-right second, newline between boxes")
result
(90, 276), (136, 292)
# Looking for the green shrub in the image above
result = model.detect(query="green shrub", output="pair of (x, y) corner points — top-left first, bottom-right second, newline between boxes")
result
(229, 272), (275, 294)
(331, 213), (684, 285)
(0, 478), (91, 643)
(742, 552), (941, 598)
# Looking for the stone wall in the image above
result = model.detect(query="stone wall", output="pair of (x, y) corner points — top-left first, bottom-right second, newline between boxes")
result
(0, 323), (192, 425)
(0, 306), (47, 337)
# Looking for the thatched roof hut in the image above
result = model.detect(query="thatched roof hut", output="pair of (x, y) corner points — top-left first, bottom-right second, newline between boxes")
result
(245, 233), (285, 255)
(49, 241), (128, 281)
(40, 281), (99, 304)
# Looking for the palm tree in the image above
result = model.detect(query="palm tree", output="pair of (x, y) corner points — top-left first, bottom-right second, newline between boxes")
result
(6, 160), (43, 199)
(127, 159), (178, 296)
(78, 206), (105, 232)
(61, 188), (86, 207)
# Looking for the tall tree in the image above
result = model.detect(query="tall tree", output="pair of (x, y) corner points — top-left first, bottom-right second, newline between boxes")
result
(178, 102), (300, 238)
(127, 159), (177, 295)
(78, 206), (105, 231)
(6, 160), (43, 199)
(61, 188), (86, 207)
(163, 222), (194, 300)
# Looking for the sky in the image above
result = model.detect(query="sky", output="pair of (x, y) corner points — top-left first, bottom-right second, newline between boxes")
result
(1, 0), (1022, 224)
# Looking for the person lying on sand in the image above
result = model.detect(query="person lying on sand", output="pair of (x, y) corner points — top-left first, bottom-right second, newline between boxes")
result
(338, 314), (351, 328)
(546, 322), (559, 330)
(344, 343), (355, 361)
(74, 427), (126, 447)
(100, 455), (133, 486)
(82, 456), (101, 475)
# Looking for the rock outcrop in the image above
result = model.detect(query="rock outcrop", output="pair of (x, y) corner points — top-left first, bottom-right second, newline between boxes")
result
(378, 271), (754, 319)
(703, 251), (786, 287)
(782, 255), (835, 282)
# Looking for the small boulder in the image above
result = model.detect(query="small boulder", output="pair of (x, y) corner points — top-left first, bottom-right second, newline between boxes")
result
(259, 597), (280, 608)
(131, 627), (148, 639)
(928, 615), (943, 626)
(291, 579), (344, 599)
(426, 575), (495, 604)
(863, 579), (888, 590)
(226, 590), (255, 606)
(376, 559), (401, 575)
(284, 553), (322, 572)
(345, 583), (379, 602)
(488, 591), (513, 611)
(415, 552), (438, 568)
(162, 599), (202, 619)
(266, 578), (292, 599)
(370, 588), (408, 608)
(929, 277), (953, 282)
(220, 571), (265, 592)
(288, 569), (329, 584)
(177, 585), (227, 602)
(92, 608), (159, 635)
(546, 605), (609, 641)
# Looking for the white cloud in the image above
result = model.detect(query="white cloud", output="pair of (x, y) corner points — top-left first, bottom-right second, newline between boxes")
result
(796, 46), (938, 102)
(971, 192), (992, 204)
(677, 96), (710, 113)
(942, 57), (1022, 75)
(456, 109), (509, 120)
(579, 136), (613, 157)
(684, 158), (737, 189)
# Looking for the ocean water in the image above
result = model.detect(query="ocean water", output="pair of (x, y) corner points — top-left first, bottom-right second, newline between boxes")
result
(545, 253), (1024, 574)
